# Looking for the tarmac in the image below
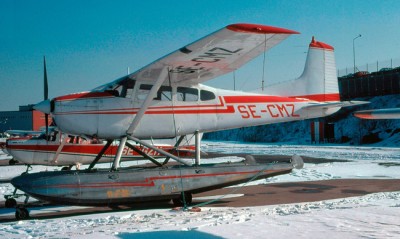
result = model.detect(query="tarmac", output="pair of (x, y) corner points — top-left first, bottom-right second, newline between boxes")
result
(1, 179), (400, 222)
(194, 178), (400, 207)
(0, 153), (399, 222)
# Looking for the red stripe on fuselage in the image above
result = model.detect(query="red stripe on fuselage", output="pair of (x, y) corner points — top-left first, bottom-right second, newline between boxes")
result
(55, 92), (114, 101)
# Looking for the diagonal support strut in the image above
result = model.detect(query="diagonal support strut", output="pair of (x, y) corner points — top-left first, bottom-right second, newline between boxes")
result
(162, 135), (185, 165)
(125, 141), (162, 167)
(127, 135), (191, 166)
(88, 139), (114, 170)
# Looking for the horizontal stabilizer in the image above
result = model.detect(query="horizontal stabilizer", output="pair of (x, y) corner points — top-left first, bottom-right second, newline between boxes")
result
(302, 101), (369, 110)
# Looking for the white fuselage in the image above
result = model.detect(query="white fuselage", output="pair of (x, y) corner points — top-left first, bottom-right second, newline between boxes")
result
(51, 83), (339, 140)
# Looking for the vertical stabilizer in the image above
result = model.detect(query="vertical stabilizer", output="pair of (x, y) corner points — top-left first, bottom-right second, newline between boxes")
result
(267, 37), (340, 102)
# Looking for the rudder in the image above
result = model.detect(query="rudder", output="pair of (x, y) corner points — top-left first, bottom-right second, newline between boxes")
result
(267, 37), (340, 102)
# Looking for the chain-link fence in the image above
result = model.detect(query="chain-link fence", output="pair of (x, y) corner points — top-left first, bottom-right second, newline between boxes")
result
(337, 58), (400, 77)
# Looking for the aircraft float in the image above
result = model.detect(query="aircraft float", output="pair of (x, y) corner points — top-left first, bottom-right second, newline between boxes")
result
(10, 23), (366, 219)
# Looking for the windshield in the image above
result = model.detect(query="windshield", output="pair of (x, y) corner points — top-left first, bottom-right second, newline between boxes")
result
(92, 76), (136, 98)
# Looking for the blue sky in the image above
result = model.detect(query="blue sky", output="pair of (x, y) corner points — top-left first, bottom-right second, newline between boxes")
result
(1, 0), (400, 111)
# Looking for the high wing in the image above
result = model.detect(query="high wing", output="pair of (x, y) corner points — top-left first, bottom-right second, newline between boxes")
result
(354, 108), (400, 119)
(128, 23), (299, 85)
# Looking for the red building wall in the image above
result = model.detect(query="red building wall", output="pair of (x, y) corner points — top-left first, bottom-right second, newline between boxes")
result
(32, 110), (52, 131)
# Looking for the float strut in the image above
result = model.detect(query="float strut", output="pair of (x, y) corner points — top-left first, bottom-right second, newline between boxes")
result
(195, 130), (201, 166)
(162, 135), (185, 165)
(125, 141), (162, 167)
(88, 140), (113, 170)
(111, 137), (128, 171)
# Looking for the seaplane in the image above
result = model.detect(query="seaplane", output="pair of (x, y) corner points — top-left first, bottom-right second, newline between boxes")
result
(11, 23), (366, 219)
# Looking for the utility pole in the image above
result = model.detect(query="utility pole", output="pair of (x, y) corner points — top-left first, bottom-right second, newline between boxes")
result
(353, 34), (362, 73)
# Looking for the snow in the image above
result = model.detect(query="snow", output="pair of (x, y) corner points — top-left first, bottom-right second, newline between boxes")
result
(1, 142), (400, 238)
(0, 150), (12, 161)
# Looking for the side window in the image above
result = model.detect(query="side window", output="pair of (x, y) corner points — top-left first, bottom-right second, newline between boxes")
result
(200, 90), (216, 101)
(177, 87), (199, 102)
(136, 84), (173, 101)
(136, 84), (152, 101)
(155, 86), (172, 101)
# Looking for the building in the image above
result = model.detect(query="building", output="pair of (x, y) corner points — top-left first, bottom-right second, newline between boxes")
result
(0, 105), (50, 133)
(339, 67), (400, 100)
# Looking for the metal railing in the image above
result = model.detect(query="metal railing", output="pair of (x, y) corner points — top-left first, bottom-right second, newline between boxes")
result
(337, 58), (400, 77)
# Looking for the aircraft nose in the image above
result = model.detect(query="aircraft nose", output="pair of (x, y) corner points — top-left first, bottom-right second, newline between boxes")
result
(34, 99), (51, 114)
(11, 174), (31, 192)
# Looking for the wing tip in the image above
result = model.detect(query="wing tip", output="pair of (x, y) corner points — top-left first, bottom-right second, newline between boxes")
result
(227, 23), (300, 34)
(353, 111), (374, 119)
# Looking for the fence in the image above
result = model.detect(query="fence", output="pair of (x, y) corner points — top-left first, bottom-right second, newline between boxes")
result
(337, 58), (400, 77)
(338, 70), (400, 100)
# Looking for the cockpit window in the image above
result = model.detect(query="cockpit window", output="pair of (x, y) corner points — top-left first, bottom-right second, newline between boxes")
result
(137, 84), (173, 101)
(200, 90), (216, 101)
(115, 78), (135, 98)
(177, 87), (198, 102)
(93, 76), (136, 98)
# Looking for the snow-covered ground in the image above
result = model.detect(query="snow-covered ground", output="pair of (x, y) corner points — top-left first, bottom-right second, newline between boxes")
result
(0, 141), (399, 238)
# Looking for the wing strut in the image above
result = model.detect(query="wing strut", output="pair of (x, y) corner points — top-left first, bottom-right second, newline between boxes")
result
(195, 130), (201, 165)
(111, 67), (171, 170)
(126, 68), (169, 135)
(51, 134), (69, 164)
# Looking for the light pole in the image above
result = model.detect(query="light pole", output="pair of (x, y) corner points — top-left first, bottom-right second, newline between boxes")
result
(353, 34), (362, 73)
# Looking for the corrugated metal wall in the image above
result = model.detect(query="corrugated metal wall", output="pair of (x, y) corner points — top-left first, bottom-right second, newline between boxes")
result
(339, 70), (400, 100)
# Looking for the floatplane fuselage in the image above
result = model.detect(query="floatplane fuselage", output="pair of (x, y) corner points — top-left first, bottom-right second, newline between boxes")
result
(45, 84), (340, 140)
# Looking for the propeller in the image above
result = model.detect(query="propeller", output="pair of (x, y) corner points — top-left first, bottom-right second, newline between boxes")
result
(43, 56), (49, 139)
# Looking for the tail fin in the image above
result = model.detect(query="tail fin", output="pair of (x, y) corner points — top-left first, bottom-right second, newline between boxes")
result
(267, 37), (340, 102)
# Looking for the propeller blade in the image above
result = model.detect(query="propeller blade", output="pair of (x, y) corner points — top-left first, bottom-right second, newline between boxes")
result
(43, 56), (48, 100)
(43, 56), (49, 139)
